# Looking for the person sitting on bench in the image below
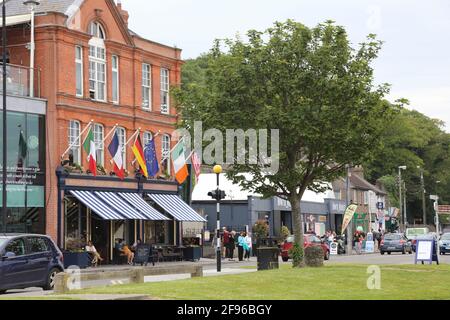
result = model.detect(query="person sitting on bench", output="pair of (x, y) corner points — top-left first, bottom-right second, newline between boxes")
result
(120, 241), (135, 265)
(85, 241), (103, 267)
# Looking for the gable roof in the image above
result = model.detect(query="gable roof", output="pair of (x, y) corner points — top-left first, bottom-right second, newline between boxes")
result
(350, 174), (386, 195)
(4, 0), (76, 16)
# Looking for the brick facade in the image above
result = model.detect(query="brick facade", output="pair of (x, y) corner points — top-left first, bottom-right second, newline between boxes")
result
(6, 0), (182, 240)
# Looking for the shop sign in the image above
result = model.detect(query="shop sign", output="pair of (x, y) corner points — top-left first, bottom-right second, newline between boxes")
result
(365, 241), (375, 253)
(330, 242), (338, 255)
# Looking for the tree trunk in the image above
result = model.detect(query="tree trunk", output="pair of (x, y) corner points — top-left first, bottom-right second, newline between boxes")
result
(290, 194), (305, 268)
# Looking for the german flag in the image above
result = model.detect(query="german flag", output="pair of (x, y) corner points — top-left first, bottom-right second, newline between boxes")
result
(131, 134), (148, 178)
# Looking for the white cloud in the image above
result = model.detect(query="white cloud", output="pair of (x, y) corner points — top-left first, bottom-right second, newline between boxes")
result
(387, 87), (450, 132)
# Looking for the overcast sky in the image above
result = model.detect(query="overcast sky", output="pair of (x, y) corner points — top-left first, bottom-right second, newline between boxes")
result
(124, 0), (450, 132)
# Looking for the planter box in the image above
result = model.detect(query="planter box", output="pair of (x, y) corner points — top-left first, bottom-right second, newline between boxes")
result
(63, 252), (90, 269)
(183, 246), (202, 261)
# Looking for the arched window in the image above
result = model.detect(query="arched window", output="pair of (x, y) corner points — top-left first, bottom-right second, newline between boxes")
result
(68, 120), (81, 165)
(161, 134), (171, 175)
(115, 127), (126, 168)
(93, 123), (104, 166)
(88, 21), (106, 101)
(143, 131), (153, 146)
(89, 21), (106, 39)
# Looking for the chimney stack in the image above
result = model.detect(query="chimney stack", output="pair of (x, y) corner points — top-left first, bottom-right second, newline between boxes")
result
(117, 0), (129, 27)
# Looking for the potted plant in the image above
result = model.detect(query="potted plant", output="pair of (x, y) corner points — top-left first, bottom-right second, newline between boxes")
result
(65, 163), (83, 175)
(182, 237), (202, 261)
(63, 238), (90, 269)
(96, 164), (107, 176)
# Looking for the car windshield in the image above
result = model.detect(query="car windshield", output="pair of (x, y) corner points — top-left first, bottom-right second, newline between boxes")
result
(441, 234), (450, 240)
(384, 234), (402, 240)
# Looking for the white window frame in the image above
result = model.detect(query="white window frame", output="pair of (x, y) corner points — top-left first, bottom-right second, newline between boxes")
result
(89, 21), (106, 39)
(142, 63), (152, 110)
(160, 68), (169, 114)
(162, 134), (171, 175)
(143, 131), (153, 146)
(88, 34), (107, 102)
(69, 120), (81, 165)
(75, 46), (83, 97)
(116, 127), (126, 168)
(93, 123), (104, 166)
(111, 55), (119, 104)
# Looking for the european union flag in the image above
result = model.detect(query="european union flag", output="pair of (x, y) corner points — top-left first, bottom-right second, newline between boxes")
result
(144, 139), (159, 178)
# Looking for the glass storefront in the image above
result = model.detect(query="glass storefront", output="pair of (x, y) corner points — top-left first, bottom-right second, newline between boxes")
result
(0, 111), (46, 233)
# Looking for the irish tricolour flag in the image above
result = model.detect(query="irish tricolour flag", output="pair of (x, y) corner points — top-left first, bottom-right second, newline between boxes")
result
(83, 127), (97, 176)
(171, 139), (189, 184)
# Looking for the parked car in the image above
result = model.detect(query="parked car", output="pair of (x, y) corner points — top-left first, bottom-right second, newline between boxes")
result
(380, 233), (413, 255)
(406, 227), (430, 252)
(411, 232), (438, 252)
(0, 234), (64, 294)
(281, 234), (330, 262)
(438, 233), (450, 255)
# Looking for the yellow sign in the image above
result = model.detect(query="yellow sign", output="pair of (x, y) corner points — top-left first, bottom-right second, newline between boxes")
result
(341, 204), (358, 235)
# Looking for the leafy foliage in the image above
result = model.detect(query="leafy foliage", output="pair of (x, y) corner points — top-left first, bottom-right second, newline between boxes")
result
(175, 20), (395, 267)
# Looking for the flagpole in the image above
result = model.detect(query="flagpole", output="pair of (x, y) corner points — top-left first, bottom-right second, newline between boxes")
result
(160, 136), (185, 162)
(124, 128), (140, 148)
(102, 123), (119, 144)
(61, 120), (94, 160)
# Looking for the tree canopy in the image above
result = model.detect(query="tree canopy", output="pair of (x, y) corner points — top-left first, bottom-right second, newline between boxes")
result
(175, 20), (396, 267)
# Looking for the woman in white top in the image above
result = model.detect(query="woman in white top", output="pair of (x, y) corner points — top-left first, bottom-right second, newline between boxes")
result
(85, 241), (103, 266)
(244, 233), (252, 261)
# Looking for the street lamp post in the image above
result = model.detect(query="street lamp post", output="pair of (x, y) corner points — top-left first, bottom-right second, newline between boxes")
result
(398, 166), (407, 231)
(213, 165), (222, 272)
(23, 0), (40, 98)
(2, 0), (7, 233)
(430, 194), (440, 257)
(417, 166), (427, 225)
(345, 164), (352, 255)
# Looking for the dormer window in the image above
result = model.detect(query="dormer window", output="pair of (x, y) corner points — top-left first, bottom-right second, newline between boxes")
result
(89, 21), (106, 39)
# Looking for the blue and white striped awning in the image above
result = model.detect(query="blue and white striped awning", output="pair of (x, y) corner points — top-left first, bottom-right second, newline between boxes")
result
(118, 193), (170, 221)
(95, 192), (148, 220)
(69, 190), (124, 220)
(148, 194), (206, 222)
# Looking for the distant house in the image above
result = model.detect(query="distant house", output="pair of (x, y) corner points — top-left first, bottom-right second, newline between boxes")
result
(332, 166), (388, 233)
(191, 174), (346, 237)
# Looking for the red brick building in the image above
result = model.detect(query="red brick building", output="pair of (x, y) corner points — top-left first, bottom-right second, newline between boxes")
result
(2, 0), (204, 262)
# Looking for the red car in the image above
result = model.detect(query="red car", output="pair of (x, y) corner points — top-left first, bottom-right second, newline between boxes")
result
(281, 234), (330, 262)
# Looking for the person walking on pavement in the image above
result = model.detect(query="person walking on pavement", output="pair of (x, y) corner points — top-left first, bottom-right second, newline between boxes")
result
(222, 227), (229, 259)
(244, 232), (252, 261)
(228, 231), (236, 261)
(238, 231), (246, 261)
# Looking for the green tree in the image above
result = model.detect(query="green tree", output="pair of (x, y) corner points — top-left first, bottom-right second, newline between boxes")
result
(175, 20), (394, 267)
(364, 105), (450, 223)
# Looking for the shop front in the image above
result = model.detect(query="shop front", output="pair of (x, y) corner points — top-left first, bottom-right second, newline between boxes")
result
(57, 171), (206, 264)
(0, 110), (46, 234)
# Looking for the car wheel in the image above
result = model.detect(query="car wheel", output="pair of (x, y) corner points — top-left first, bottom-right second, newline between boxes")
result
(43, 268), (61, 291)
(324, 251), (330, 261)
(282, 257), (289, 262)
(380, 251), (385, 255)
(387, 252), (391, 255)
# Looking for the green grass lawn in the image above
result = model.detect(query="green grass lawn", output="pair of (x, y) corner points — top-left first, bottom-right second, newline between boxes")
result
(70, 264), (450, 300)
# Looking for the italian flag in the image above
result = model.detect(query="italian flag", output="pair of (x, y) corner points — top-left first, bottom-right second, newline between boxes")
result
(171, 140), (189, 184)
(83, 128), (97, 176)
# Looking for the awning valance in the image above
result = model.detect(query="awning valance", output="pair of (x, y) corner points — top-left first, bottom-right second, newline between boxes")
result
(148, 194), (206, 222)
(69, 190), (124, 220)
(118, 193), (170, 221)
(94, 192), (148, 220)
